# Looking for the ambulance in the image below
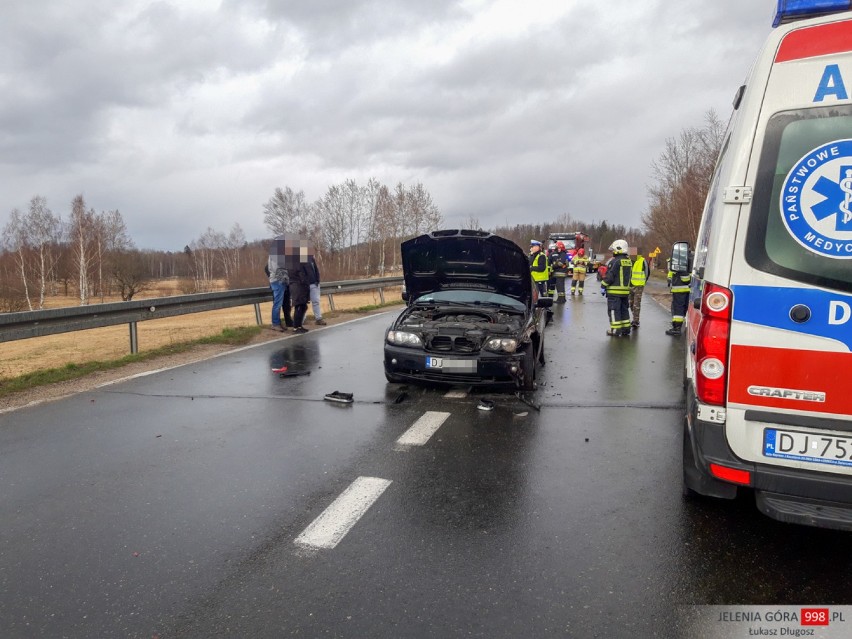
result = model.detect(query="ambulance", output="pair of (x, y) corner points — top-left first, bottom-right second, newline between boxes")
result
(679, 1), (852, 530)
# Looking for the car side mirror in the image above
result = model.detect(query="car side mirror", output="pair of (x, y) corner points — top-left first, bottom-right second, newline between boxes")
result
(670, 241), (692, 273)
(537, 297), (553, 309)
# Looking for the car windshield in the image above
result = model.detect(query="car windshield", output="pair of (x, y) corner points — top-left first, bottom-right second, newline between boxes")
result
(413, 290), (525, 312)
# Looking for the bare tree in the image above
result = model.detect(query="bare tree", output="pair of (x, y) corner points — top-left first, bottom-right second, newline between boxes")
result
(643, 109), (725, 247)
(111, 250), (152, 301)
(187, 227), (226, 292)
(68, 195), (97, 305)
(263, 187), (310, 235)
(317, 185), (348, 274)
(222, 223), (246, 280)
(462, 214), (482, 231)
(26, 196), (62, 309)
(2, 208), (33, 310)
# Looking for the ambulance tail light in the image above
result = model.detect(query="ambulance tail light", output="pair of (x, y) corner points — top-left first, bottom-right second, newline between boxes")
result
(709, 463), (752, 486)
(773, 0), (852, 27)
(695, 282), (733, 407)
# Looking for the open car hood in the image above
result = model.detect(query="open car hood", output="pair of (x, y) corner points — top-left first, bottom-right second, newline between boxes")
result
(401, 230), (532, 306)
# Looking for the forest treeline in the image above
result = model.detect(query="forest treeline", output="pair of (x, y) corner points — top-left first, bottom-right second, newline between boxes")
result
(0, 111), (721, 312)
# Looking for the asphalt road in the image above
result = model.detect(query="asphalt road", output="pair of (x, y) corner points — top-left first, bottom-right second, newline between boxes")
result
(2, 284), (852, 638)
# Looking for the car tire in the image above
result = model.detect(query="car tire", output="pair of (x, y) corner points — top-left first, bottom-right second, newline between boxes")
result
(520, 344), (537, 391)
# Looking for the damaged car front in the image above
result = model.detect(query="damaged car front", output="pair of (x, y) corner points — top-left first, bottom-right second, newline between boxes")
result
(384, 230), (551, 390)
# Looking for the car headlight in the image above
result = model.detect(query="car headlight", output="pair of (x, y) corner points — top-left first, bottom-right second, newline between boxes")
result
(386, 330), (423, 348)
(484, 338), (518, 353)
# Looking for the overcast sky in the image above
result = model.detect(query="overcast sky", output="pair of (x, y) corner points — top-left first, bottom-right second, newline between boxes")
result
(1, 0), (773, 250)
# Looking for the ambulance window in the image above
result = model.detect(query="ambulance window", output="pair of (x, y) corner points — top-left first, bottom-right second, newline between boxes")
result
(746, 105), (852, 292)
(695, 134), (731, 274)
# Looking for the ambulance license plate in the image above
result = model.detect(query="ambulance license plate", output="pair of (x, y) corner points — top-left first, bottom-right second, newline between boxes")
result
(425, 357), (476, 373)
(763, 428), (852, 468)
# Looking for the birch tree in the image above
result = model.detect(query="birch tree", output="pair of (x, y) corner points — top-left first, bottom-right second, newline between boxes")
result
(263, 187), (310, 235)
(27, 196), (62, 309)
(1, 208), (33, 310)
(68, 195), (97, 305)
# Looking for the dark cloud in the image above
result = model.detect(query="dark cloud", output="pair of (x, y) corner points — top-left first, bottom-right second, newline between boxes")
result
(0, 0), (776, 250)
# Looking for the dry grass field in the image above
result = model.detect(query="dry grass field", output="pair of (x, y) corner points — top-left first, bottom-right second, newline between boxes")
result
(0, 280), (403, 380)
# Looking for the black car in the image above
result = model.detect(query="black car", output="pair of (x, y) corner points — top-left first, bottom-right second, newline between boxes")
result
(384, 230), (551, 390)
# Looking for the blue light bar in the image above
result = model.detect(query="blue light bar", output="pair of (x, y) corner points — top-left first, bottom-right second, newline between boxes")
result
(774, 0), (852, 27)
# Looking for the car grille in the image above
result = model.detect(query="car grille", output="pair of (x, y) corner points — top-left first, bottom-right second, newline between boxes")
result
(429, 335), (480, 353)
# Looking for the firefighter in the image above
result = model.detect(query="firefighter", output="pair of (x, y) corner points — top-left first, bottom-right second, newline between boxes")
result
(546, 245), (557, 299)
(549, 241), (570, 303)
(629, 249), (650, 328)
(601, 239), (632, 337)
(666, 260), (691, 336)
(571, 248), (589, 295)
(529, 240), (549, 297)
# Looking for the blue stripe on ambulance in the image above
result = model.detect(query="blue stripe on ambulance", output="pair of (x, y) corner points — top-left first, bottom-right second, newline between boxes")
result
(730, 285), (852, 351)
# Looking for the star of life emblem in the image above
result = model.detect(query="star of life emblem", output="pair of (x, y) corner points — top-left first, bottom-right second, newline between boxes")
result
(780, 139), (852, 259)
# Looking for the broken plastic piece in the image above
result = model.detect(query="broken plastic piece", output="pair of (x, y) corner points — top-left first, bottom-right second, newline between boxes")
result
(324, 391), (354, 404)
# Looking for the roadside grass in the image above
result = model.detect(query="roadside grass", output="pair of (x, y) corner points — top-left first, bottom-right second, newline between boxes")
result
(0, 326), (262, 398)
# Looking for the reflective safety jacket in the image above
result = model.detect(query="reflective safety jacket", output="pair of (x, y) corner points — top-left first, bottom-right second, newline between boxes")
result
(572, 255), (589, 274)
(631, 255), (648, 286)
(667, 270), (691, 293)
(530, 251), (549, 282)
(603, 255), (632, 296)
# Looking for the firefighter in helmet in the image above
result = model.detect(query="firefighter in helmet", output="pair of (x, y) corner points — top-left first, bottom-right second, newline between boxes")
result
(601, 239), (633, 337)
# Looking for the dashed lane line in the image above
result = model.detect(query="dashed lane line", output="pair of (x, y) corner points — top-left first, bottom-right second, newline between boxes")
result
(395, 411), (451, 448)
(294, 476), (392, 550)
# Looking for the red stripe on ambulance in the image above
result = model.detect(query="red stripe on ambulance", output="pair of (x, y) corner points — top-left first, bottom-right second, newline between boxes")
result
(728, 345), (852, 415)
(775, 19), (852, 62)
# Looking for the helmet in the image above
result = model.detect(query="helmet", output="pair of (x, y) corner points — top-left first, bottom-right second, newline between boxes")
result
(556, 241), (565, 251)
(609, 239), (629, 254)
(577, 248), (585, 256)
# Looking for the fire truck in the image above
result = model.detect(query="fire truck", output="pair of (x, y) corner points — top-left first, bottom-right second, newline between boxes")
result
(547, 232), (595, 272)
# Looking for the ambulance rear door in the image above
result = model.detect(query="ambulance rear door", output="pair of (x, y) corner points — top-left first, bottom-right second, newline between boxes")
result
(724, 14), (852, 474)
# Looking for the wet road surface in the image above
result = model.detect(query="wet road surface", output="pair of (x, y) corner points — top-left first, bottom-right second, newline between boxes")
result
(1, 287), (851, 638)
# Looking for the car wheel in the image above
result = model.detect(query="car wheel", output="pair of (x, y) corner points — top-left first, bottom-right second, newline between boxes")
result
(520, 344), (537, 391)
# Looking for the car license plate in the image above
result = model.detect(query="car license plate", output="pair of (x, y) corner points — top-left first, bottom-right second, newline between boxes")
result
(425, 357), (476, 373)
(764, 428), (852, 468)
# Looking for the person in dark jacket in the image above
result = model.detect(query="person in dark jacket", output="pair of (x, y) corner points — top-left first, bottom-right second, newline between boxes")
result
(285, 240), (313, 334)
(601, 239), (633, 337)
(549, 241), (570, 303)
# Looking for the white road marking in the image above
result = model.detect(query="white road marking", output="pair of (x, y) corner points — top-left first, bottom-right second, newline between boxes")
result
(294, 477), (392, 550)
(396, 411), (451, 447)
(443, 388), (470, 398)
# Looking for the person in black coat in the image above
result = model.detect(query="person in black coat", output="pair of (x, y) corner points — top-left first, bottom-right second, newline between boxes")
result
(285, 242), (313, 333)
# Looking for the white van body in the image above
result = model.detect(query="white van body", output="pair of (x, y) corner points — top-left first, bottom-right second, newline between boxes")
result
(683, 6), (852, 529)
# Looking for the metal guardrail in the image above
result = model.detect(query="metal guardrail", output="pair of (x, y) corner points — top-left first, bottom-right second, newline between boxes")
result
(0, 276), (403, 353)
